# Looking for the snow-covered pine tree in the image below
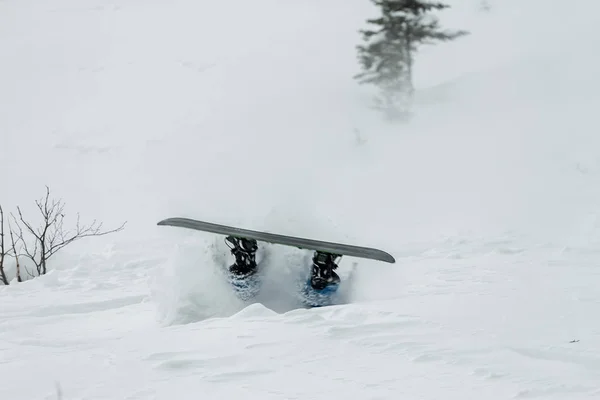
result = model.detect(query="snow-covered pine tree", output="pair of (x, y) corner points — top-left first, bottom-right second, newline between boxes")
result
(355, 0), (468, 119)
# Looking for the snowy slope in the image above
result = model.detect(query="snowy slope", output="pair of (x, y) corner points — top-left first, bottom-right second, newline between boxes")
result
(1, 0), (600, 399)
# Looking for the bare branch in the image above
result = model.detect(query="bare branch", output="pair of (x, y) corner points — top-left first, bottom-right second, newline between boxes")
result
(47, 220), (127, 261)
(11, 212), (40, 273)
(16, 206), (41, 241)
(8, 220), (22, 282)
(1, 204), (4, 256)
(24, 264), (36, 279)
(0, 205), (9, 285)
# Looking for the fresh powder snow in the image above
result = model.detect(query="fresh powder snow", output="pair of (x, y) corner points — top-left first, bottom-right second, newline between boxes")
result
(1, 0), (599, 399)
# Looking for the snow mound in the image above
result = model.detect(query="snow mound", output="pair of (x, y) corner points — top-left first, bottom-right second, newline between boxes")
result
(230, 303), (278, 320)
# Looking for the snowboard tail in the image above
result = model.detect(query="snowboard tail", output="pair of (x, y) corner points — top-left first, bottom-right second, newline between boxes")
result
(157, 217), (395, 263)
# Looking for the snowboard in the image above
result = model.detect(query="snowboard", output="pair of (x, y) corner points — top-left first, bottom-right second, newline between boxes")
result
(157, 217), (395, 307)
(157, 217), (395, 263)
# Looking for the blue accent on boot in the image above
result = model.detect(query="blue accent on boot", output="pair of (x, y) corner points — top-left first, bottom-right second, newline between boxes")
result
(301, 279), (340, 307)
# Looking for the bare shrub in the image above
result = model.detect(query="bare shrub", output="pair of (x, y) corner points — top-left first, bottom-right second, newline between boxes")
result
(0, 186), (126, 283)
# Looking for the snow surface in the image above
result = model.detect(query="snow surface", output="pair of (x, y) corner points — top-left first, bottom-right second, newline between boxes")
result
(1, 0), (600, 398)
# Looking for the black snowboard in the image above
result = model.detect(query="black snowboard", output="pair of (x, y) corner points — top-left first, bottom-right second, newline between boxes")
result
(157, 217), (395, 263)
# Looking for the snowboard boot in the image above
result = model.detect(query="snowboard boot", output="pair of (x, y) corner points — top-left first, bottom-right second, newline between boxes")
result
(225, 236), (258, 278)
(310, 251), (341, 290)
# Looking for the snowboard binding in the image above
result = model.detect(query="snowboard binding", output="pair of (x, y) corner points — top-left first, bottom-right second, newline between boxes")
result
(225, 235), (258, 278)
(310, 251), (341, 291)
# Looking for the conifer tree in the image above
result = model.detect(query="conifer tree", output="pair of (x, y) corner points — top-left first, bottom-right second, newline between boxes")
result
(355, 0), (468, 118)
